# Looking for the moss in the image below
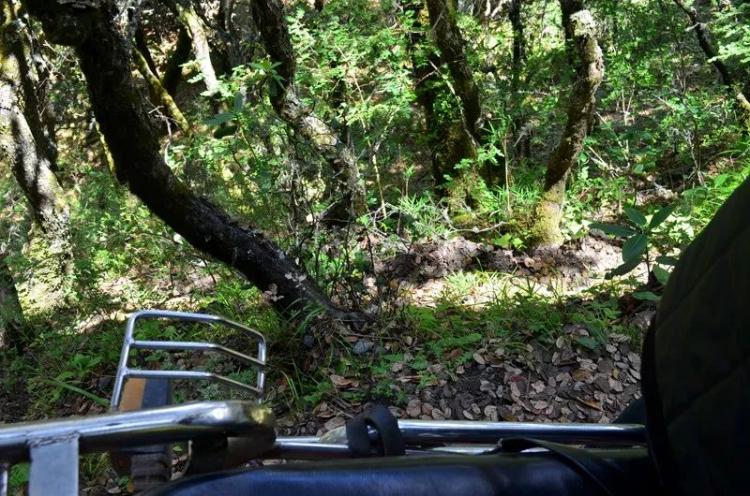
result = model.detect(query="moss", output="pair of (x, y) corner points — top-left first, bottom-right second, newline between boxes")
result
(133, 49), (191, 132)
(531, 176), (567, 248)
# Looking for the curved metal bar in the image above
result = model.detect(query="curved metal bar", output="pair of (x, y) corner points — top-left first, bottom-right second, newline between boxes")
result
(111, 310), (267, 409)
(124, 370), (262, 395)
(131, 340), (265, 368)
(0, 401), (274, 464)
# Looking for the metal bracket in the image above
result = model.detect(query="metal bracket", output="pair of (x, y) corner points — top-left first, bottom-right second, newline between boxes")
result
(111, 310), (267, 410)
(28, 435), (79, 496)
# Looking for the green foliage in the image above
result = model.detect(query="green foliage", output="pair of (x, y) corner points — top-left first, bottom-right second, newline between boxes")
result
(591, 202), (678, 280)
(3, 3), (750, 483)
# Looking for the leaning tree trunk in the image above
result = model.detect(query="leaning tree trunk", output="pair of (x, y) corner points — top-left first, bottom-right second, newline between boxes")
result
(0, 1), (72, 312)
(425, 0), (482, 144)
(250, 0), (366, 221)
(402, 0), (452, 185)
(167, 0), (220, 95)
(672, 0), (750, 122)
(24, 0), (363, 323)
(532, 2), (604, 248)
(134, 47), (191, 132)
(424, 0), (499, 190)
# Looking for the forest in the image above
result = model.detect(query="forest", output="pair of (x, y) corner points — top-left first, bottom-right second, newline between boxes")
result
(1, 0), (749, 491)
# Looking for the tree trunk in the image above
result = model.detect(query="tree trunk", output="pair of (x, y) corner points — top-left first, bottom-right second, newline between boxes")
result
(1, 1), (72, 311)
(168, 0), (220, 95)
(135, 24), (159, 76)
(509, 0), (526, 90)
(24, 0), (362, 323)
(672, 0), (750, 122)
(161, 28), (192, 97)
(250, 0), (366, 220)
(0, 252), (25, 353)
(402, 0), (449, 185)
(508, 0), (529, 161)
(532, 3), (604, 247)
(134, 48), (191, 132)
(424, 0), (499, 189)
(425, 0), (482, 144)
(559, 0), (584, 65)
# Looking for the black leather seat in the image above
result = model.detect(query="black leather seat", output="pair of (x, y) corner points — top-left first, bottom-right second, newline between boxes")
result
(145, 448), (657, 496)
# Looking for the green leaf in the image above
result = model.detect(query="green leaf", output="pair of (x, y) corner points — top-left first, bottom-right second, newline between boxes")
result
(204, 112), (235, 127)
(653, 265), (671, 285)
(575, 336), (599, 350)
(633, 291), (660, 302)
(649, 204), (677, 229)
(43, 378), (109, 407)
(624, 206), (648, 227)
(606, 256), (642, 279)
(589, 222), (637, 238)
(656, 255), (679, 266)
(622, 233), (648, 262)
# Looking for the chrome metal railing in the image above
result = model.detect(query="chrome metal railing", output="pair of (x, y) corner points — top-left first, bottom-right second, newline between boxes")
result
(111, 310), (267, 409)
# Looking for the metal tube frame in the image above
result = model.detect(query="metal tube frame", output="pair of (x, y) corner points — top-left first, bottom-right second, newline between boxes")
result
(111, 310), (267, 409)
(0, 308), (649, 494)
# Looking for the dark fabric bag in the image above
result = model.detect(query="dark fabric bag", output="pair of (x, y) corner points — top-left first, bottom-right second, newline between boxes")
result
(642, 175), (750, 495)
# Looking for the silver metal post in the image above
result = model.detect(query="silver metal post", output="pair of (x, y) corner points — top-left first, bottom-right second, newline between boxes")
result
(0, 463), (8, 496)
(28, 435), (79, 496)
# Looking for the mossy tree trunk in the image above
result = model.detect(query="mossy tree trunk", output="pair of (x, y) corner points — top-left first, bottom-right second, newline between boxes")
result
(0, 252), (25, 353)
(167, 0), (220, 95)
(250, 0), (366, 221)
(425, 0), (482, 144)
(672, 0), (750, 124)
(0, 1), (72, 312)
(134, 48), (191, 132)
(532, 3), (603, 248)
(402, 0), (449, 185)
(23, 0), (364, 324)
(424, 0), (499, 192)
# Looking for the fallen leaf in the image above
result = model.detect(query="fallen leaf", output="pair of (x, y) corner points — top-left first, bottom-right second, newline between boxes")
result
(330, 374), (355, 388)
(575, 397), (603, 412)
(572, 368), (592, 382)
(473, 352), (486, 365)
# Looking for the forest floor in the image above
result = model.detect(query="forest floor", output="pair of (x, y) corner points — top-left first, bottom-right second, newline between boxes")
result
(276, 233), (654, 436)
(2, 233), (656, 495)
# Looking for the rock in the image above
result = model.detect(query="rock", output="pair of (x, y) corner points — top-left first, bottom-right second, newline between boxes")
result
(431, 408), (445, 420)
(484, 405), (499, 421)
(324, 416), (346, 431)
(594, 375), (611, 393)
(303, 334), (315, 349)
(608, 378), (624, 393)
(406, 399), (422, 418)
(421, 402), (434, 416)
(462, 410), (474, 420)
(353, 339), (374, 355)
